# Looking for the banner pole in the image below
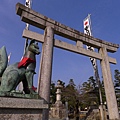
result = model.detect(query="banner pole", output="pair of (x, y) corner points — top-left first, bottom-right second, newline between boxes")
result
(83, 14), (104, 120)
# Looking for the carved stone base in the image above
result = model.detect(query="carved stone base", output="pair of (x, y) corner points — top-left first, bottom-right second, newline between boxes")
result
(0, 97), (48, 120)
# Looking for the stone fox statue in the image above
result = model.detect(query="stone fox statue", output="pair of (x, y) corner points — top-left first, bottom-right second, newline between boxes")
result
(0, 40), (40, 94)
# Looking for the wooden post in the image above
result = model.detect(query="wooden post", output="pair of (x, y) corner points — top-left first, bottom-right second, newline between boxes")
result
(99, 47), (119, 120)
(38, 26), (54, 120)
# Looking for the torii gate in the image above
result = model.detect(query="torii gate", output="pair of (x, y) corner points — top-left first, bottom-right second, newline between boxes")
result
(16, 3), (119, 120)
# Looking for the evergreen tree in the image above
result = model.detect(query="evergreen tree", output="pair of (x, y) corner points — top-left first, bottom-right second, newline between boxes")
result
(80, 76), (100, 110)
(68, 79), (76, 87)
(62, 79), (79, 112)
(114, 69), (120, 108)
(50, 81), (56, 104)
(100, 80), (106, 104)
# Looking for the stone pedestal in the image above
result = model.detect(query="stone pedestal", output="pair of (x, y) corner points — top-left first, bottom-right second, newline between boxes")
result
(0, 97), (48, 120)
(50, 103), (66, 119)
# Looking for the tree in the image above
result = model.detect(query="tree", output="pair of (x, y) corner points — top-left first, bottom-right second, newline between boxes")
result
(114, 69), (120, 108)
(62, 79), (79, 112)
(81, 76), (96, 93)
(80, 76), (100, 110)
(100, 80), (106, 104)
(68, 79), (76, 87)
(50, 81), (56, 104)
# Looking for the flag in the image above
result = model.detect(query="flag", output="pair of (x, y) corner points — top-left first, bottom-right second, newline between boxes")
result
(25, 0), (31, 29)
(84, 14), (94, 51)
(83, 14), (92, 36)
(83, 14), (96, 69)
(24, 0), (32, 53)
(83, 14), (103, 105)
(25, 0), (31, 8)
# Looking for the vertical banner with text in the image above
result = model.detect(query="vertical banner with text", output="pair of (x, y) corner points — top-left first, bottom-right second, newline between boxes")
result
(83, 14), (103, 105)
(83, 14), (97, 71)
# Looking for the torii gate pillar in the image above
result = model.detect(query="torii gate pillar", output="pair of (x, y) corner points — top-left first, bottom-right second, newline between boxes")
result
(38, 26), (54, 120)
(99, 47), (119, 119)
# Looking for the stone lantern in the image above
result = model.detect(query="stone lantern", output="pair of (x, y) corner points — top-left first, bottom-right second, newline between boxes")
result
(55, 80), (63, 107)
(49, 80), (66, 119)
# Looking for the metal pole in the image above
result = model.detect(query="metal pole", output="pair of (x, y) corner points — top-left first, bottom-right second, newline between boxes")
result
(94, 64), (104, 120)
(84, 14), (104, 120)
(95, 66), (103, 105)
(18, 0), (32, 91)
(24, 0), (32, 53)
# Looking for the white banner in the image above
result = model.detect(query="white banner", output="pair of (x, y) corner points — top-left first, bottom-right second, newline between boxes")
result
(83, 14), (96, 69)
(83, 14), (92, 36)
(25, 0), (32, 29)
(84, 14), (94, 51)
(83, 15), (103, 106)
(25, 0), (31, 8)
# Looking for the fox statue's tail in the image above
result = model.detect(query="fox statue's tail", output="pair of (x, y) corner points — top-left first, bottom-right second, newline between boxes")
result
(0, 46), (8, 76)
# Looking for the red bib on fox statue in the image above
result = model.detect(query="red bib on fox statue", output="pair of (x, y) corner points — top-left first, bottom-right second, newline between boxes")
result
(18, 57), (35, 68)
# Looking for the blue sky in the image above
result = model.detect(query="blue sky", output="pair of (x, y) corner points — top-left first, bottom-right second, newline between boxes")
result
(0, 0), (120, 87)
